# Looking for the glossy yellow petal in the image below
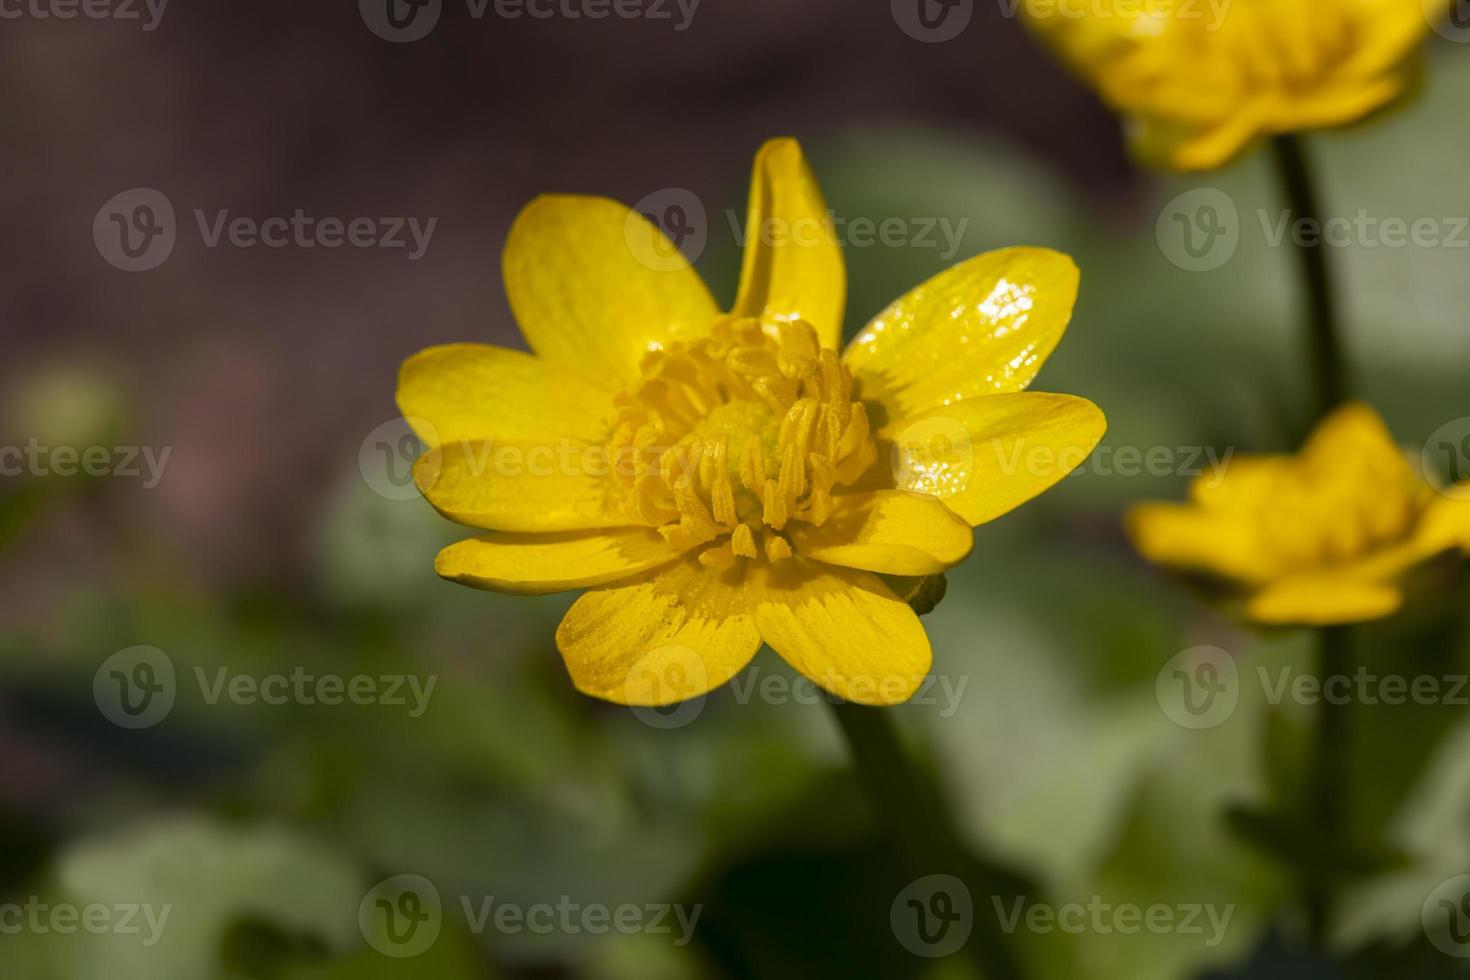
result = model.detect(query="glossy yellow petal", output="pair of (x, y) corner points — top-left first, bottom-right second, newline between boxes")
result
(555, 560), (760, 705)
(1125, 503), (1277, 584)
(879, 392), (1106, 528)
(414, 438), (620, 532)
(396, 343), (616, 447)
(503, 195), (719, 385)
(730, 138), (845, 350)
(1246, 574), (1403, 626)
(753, 559), (931, 706)
(435, 528), (683, 596)
(787, 490), (972, 575)
(843, 248), (1080, 423)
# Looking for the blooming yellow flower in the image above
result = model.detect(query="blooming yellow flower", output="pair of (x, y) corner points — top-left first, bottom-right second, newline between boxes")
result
(1128, 403), (1470, 625)
(397, 139), (1105, 705)
(1022, 0), (1449, 170)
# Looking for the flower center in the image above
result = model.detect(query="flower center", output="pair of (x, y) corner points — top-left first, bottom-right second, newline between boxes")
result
(606, 317), (876, 567)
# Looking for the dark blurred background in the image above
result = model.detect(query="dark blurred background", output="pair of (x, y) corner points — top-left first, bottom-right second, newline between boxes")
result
(2, 2), (1469, 977)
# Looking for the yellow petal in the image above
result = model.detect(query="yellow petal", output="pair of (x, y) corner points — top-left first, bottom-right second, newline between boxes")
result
(503, 195), (719, 386)
(555, 560), (760, 705)
(879, 392), (1106, 528)
(730, 138), (846, 350)
(753, 559), (931, 706)
(1125, 503), (1277, 584)
(1188, 454), (1290, 512)
(396, 343), (616, 447)
(1408, 495), (1470, 557)
(843, 247), (1079, 423)
(1245, 574), (1403, 626)
(1301, 401), (1406, 472)
(435, 528), (684, 596)
(787, 490), (972, 575)
(414, 438), (620, 532)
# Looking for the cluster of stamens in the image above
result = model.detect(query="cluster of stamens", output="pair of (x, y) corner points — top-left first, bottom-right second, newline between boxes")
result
(606, 317), (876, 567)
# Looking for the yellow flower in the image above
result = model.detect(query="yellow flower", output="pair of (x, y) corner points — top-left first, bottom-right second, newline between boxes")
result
(1022, 0), (1448, 170)
(397, 139), (1105, 706)
(1128, 403), (1470, 625)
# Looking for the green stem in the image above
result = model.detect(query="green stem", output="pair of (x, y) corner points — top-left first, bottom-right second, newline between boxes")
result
(1305, 625), (1352, 947)
(1270, 134), (1349, 422)
(830, 701), (1025, 980)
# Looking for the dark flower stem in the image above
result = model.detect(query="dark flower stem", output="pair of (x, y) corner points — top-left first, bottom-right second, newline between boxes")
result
(831, 701), (1026, 980)
(1270, 134), (1349, 421)
(1271, 134), (1356, 948)
(1304, 625), (1352, 948)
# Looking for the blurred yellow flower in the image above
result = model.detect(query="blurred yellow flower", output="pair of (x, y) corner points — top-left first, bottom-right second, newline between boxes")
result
(397, 138), (1105, 706)
(1128, 403), (1470, 625)
(1022, 0), (1450, 170)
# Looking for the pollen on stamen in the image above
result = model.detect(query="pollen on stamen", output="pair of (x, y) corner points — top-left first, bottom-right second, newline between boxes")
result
(607, 317), (877, 563)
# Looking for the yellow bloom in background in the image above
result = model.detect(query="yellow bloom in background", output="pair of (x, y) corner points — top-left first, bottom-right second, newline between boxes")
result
(1128, 403), (1470, 625)
(1021, 0), (1450, 170)
(397, 139), (1105, 706)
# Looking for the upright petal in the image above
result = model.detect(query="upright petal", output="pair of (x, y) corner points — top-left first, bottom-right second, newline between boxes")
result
(435, 528), (684, 596)
(504, 195), (719, 386)
(397, 343), (616, 447)
(555, 560), (760, 705)
(878, 392), (1106, 528)
(730, 138), (846, 350)
(787, 490), (972, 576)
(753, 559), (931, 706)
(843, 247), (1080, 425)
(414, 438), (621, 532)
